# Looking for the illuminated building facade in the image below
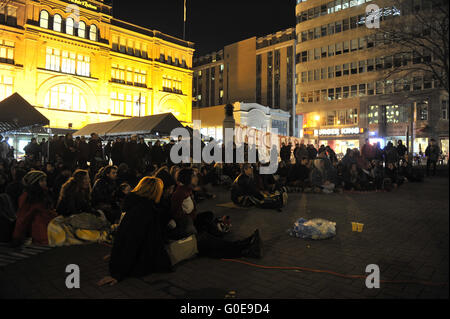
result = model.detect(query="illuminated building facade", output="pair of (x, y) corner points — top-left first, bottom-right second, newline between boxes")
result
(0, 0), (195, 132)
(193, 28), (299, 137)
(295, 0), (448, 155)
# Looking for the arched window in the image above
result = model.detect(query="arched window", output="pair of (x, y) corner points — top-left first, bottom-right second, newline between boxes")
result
(89, 25), (97, 41)
(66, 18), (74, 35)
(44, 84), (87, 112)
(53, 14), (62, 32)
(78, 21), (86, 38)
(40, 10), (49, 29)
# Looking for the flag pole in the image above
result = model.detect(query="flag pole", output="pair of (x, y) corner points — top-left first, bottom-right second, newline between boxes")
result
(183, 0), (186, 40)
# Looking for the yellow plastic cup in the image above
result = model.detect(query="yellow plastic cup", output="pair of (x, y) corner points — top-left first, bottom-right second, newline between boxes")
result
(357, 223), (364, 233)
(352, 222), (358, 232)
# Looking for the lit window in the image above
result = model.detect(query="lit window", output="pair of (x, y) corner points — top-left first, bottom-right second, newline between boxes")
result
(78, 21), (86, 38)
(66, 18), (74, 35)
(40, 11), (49, 29)
(0, 75), (13, 102)
(45, 48), (61, 72)
(89, 25), (97, 41)
(44, 84), (87, 112)
(53, 14), (62, 32)
(0, 40), (14, 64)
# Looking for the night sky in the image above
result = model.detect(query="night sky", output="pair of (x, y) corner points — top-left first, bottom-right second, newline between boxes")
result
(113, 0), (297, 56)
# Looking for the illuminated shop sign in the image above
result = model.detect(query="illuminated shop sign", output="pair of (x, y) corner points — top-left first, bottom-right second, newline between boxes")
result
(314, 127), (361, 137)
(67, 0), (98, 11)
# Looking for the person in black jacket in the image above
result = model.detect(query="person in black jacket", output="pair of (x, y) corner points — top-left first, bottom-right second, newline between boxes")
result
(92, 165), (120, 224)
(111, 137), (124, 166)
(98, 177), (172, 285)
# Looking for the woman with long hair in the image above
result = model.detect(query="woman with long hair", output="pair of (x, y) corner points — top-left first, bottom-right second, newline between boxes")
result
(56, 169), (95, 217)
(12, 171), (57, 246)
(98, 177), (172, 286)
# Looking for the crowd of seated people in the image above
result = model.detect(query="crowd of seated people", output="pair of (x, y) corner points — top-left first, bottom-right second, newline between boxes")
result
(0, 132), (438, 284)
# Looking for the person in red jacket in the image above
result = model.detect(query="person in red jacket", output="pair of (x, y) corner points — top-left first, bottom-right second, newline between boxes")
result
(12, 170), (57, 246)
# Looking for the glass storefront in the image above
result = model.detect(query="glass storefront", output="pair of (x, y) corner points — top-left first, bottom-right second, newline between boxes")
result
(414, 138), (428, 155)
(441, 139), (449, 161)
(320, 139), (360, 156)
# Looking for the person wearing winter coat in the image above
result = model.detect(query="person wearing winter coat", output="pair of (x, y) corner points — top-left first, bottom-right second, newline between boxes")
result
(98, 177), (173, 286)
(310, 159), (335, 194)
(91, 165), (120, 224)
(425, 139), (441, 177)
(12, 171), (57, 246)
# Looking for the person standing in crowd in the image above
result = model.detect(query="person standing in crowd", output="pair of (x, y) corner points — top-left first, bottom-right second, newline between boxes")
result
(0, 135), (9, 161)
(77, 136), (90, 169)
(88, 133), (103, 169)
(24, 138), (41, 162)
(40, 138), (48, 164)
(383, 142), (399, 166)
(12, 171), (57, 246)
(307, 144), (318, 160)
(151, 140), (165, 167)
(111, 137), (124, 167)
(425, 139), (441, 177)
(104, 140), (112, 164)
(361, 139), (376, 162)
(137, 137), (149, 170)
(123, 135), (139, 171)
(63, 133), (78, 170)
(397, 140), (408, 160)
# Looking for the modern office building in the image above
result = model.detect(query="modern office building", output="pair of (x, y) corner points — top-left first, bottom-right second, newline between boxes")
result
(0, 0), (195, 134)
(295, 0), (448, 155)
(192, 28), (299, 137)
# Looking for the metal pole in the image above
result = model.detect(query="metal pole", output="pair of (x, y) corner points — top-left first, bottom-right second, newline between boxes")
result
(183, 0), (186, 40)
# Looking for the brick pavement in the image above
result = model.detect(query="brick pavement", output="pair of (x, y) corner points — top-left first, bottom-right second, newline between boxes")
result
(0, 177), (448, 299)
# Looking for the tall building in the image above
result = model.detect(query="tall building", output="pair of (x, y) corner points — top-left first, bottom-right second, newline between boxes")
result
(192, 28), (299, 136)
(295, 0), (449, 155)
(0, 0), (194, 132)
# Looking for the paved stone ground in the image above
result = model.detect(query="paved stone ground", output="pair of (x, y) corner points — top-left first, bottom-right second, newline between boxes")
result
(0, 177), (448, 299)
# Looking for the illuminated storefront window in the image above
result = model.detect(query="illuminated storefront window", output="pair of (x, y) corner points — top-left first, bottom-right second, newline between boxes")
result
(0, 75), (13, 102)
(44, 84), (87, 112)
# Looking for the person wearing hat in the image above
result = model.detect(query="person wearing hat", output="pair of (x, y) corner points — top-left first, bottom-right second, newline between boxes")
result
(12, 170), (57, 246)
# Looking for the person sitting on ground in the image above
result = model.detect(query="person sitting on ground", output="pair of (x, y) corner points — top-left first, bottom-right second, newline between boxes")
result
(310, 159), (335, 194)
(56, 169), (97, 217)
(12, 171), (57, 246)
(5, 167), (27, 212)
(91, 165), (121, 224)
(170, 168), (226, 240)
(98, 177), (173, 286)
(231, 163), (287, 210)
(384, 162), (401, 190)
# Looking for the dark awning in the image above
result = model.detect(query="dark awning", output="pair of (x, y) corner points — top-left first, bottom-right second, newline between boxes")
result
(0, 93), (50, 133)
(74, 119), (123, 137)
(74, 113), (184, 137)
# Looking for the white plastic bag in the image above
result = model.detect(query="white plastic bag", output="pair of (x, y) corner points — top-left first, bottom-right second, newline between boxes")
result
(288, 218), (336, 240)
